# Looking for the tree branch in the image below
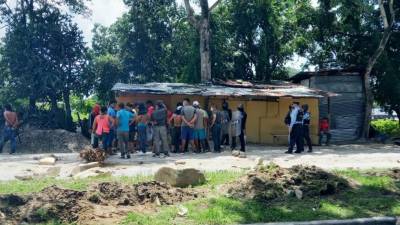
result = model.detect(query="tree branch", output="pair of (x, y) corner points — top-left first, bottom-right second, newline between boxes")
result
(183, 0), (200, 29)
(379, 0), (389, 28)
(209, 0), (222, 11)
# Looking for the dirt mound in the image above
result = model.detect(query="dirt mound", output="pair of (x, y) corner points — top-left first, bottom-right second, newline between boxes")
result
(87, 181), (201, 206)
(0, 181), (202, 225)
(227, 164), (350, 201)
(80, 148), (107, 163)
(3, 129), (90, 153)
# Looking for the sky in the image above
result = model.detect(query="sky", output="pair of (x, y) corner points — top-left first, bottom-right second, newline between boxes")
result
(0, 0), (317, 69)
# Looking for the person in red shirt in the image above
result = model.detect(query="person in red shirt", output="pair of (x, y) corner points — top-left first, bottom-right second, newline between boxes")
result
(319, 117), (331, 146)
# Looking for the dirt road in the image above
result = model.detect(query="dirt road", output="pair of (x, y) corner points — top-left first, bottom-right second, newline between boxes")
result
(0, 144), (399, 181)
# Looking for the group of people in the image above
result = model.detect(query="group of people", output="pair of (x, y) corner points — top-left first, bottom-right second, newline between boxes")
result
(89, 99), (247, 159)
(284, 102), (331, 154)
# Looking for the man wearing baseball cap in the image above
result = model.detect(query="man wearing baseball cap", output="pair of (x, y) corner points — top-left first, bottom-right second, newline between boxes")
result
(193, 101), (207, 153)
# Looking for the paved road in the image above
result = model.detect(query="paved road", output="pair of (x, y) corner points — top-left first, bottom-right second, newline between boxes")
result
(0, 144), (399, 181)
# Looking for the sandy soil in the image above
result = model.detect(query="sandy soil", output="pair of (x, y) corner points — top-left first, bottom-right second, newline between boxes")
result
(0, 144), (399, 181)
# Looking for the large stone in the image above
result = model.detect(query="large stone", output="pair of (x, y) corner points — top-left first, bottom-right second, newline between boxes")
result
(71, 162), (101, 176)
(39, 157), (56, 165)
(154, 167), (206, 188)
(45, 167), (61, 177)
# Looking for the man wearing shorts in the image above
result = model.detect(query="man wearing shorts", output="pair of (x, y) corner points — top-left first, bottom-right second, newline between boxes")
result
(193, 101), (207, 153)
(181, 99), (197, 153)
(116, 102), (134, 159)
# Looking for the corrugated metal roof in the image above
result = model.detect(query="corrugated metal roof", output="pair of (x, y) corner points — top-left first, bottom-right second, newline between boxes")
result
(290, 68), (363, 83)
(112, 81), (337, 98)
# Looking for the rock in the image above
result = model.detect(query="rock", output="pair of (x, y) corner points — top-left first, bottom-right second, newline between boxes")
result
(238, 152), (247, 158)
(177, 205), (188, 217)
(71, 162), (101, 176)
(175, 160), (186, 165)
(15, 175), (34, 181)
(46, 167), (61, 177)
(39, 157), (56, 165)
(255, 157), (264, 166)
(232, 150), (240, 157)
(295, 189), (303, 200)
(155, 196), (161, 206)
(154, 167), (206, 188)
(73, 169), (111, 179)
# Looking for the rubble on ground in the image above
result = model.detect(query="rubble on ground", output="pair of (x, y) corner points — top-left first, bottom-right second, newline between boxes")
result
(226, 163), (350, 201)
(80, 148), (106, 163)
(0, 181), (202, 225)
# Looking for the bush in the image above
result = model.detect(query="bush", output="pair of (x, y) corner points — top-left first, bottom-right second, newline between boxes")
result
(371, 119), (400, 137)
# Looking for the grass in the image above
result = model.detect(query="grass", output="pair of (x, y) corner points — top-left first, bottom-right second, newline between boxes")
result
(0, 170), (245, 195)
(121, 169), (400, 225)
(2, 169), (399, 225)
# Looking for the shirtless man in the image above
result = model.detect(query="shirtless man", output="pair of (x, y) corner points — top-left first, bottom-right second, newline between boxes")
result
(0, 104), (19, 154)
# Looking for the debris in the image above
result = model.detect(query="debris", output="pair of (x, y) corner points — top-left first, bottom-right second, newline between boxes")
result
(175, 160), (186, 165)
(73, 170), (111, 179)
(39, 157), (56, 165)
(177, 205), (188, 217)
(80, 148), (106, 163)
(0, 181), (202, 225)
(227, 163), (349, 201)
(255, 157), (264, 166)
(155, 196), (161, 206)
(71, 162), (101, 176)
(231, 150), (240, 157)
(238, 152), (247, 158)
(295, 188), (303, 200)
(154, 167), (206, 188)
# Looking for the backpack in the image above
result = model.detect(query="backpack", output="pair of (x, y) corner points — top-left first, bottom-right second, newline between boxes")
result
(296, 109), (304, 122)
(284, 111), (291, 125)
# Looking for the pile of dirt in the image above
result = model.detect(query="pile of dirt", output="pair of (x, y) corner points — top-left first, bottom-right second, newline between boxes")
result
(3, 129), (90, 153)
(227, 164), (350, 201)
(80, 148), (107, 163)
(0, 181), (202, 225)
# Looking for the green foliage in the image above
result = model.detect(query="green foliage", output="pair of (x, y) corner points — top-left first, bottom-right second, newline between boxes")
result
(371, 119), (400, 136)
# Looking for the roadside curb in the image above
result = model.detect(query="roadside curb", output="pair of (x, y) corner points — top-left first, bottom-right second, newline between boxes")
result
(244, 217), (397, 225)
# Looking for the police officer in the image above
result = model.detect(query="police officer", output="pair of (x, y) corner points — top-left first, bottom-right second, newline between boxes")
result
(302, 104), (312, 153)
(285, 102), (304, 154)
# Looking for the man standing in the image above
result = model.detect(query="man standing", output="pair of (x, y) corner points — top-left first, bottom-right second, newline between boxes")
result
(116, 102), (134, 159)
(181, 98), (197, 153)
(319, 117), (332, 146)
(151, 101), (170, 157)
(302, 104), (312, 152)
(210, 105), (222, 153)
(0, 104), (19, 154)
(220, 101), (231, 147)
(193, 101), (207, 153)
(238, 104), (247, 153)
(285, 102), (304, 154)
(106, 101), (117, 155)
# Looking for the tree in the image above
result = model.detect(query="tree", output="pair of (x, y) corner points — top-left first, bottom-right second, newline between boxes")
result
(362, 0), (396, 138)
(1, 1), (89, 130)
(183, 0), (221, 82)
(91, 54), (125, 103)
(118, 0), (178, 83)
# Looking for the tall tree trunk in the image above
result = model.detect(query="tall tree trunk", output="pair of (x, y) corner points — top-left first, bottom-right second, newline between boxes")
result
(63, 89), (74, 132)
(184, 0), (220, 82)
(361, 0), (395, 138)
(199, 19), (211, 82)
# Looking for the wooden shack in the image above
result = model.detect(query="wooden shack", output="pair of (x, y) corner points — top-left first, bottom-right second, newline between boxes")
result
(112, 81), (333, 145)
(290, 68), (364, 142)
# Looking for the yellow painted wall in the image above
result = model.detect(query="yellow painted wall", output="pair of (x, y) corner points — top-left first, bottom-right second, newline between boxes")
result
(117, 93), (319, 145)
